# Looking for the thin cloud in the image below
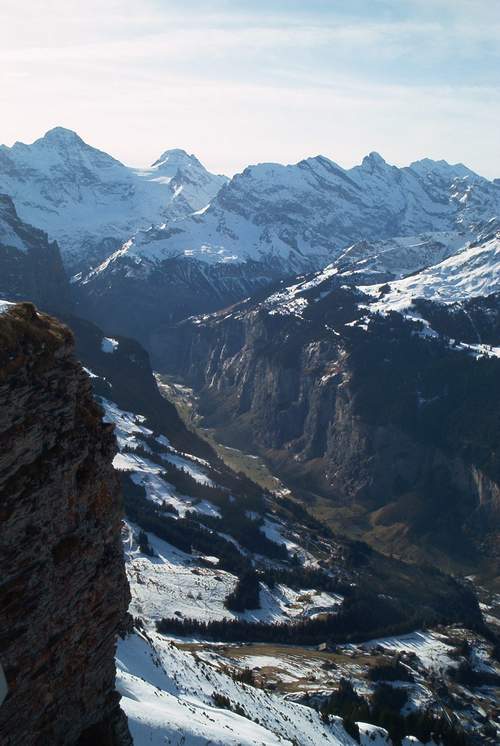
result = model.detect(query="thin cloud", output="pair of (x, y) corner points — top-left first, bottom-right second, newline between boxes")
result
(0, 0), (498, 178)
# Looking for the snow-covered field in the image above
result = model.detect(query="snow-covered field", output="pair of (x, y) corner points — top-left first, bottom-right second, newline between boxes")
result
(358, 631), (457, 676)
(116, 631), (356, 746)
(124, 517), (342, 627)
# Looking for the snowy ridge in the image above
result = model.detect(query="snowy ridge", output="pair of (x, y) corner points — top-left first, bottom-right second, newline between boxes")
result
(334, 231), (471, 282)
(0, 128), (227, 270)
(362, 221), (500, 315)
(84, 152), (500, 282)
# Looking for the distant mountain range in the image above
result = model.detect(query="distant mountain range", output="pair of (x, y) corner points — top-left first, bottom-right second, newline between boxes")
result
(0, 127), (227, 271)
(1, 127), (499, 343)
(89, 151), (499, 271)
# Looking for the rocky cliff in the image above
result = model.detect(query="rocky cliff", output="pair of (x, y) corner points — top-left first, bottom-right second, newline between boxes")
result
(153, 288), (500, 575)
(77, 255), (283, 345)
(0, 194), (72, 315)
(0, 303), (131, 745)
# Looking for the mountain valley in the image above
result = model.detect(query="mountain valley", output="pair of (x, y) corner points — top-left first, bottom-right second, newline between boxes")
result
(1, 128), (500, 745)
(63, 305), (500, 745)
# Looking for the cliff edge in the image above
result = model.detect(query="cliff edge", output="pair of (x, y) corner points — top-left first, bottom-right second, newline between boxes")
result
(0, 303), (131, 745)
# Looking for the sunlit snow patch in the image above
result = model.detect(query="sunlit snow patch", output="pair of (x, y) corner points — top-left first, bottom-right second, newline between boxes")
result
(101, 336), (119, 353)
(0, 300), (15, 314)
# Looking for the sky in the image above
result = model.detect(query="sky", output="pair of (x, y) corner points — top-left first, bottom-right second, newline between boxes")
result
(1, 0), (499, 178)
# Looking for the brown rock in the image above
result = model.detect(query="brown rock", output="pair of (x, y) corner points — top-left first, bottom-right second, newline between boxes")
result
(0, 303), (131, 745)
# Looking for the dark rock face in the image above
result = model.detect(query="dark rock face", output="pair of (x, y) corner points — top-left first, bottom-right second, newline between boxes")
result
(154, 295), (500, 572)
(0, 194), (72, 315)
(77, 255), (285, 345)
(0, 304), (131, 745)
(62, 313), (215, 461)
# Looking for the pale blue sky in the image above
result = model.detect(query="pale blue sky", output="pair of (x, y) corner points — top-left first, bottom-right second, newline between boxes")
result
(1, 0), (499, 177)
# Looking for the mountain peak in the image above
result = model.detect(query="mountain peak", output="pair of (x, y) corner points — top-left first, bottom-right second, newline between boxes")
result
(409, 157), (476, 180)
(361, 151), (387, 169)
(38, 126), (85, 147)
(151, 148), (203, 171)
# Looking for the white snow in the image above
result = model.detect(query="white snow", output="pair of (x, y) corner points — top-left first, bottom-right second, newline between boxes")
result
(116, 631), (355, 746)
(363, 232), (500, 314)
(101, 336), (119, 353)
(358, 723), (391, 745)
(359, 631), (456, 675)
(0, 300), (15, 314)
(82, 366), (98, 378)
(101, 399), (153, 450)
(0, 129), (227, 269)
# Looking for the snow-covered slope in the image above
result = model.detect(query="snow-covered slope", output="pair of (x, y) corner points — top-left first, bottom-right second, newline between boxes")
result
(0, 128), (227, 270)
(75, 152), (500, 341)
(116, 632), (354, 746)
(86, 152), (500, 279)
(332, 230), (471, 284)
(363, 218), (500, 314)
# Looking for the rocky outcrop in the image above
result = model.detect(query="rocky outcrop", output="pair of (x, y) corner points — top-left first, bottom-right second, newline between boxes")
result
(154, 292), (500, 572)
(0, 194), (72, 315)
(0, 303), (131, 745)
(61, 312), (215, 461)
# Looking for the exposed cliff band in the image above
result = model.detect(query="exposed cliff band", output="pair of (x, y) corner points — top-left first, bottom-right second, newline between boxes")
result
(0, 303), (131, 745)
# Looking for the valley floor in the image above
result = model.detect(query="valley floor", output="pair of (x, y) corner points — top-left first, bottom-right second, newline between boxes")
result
(102, 375), (500, 745)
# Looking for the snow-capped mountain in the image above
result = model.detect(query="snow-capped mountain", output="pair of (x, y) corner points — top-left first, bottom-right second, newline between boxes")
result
(0, 127), (227, 270)
(0, 193), (71, 313)
(87, 152), (500, 274)
(76, 152), (500, 343)
(136, 148), (227, 221)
